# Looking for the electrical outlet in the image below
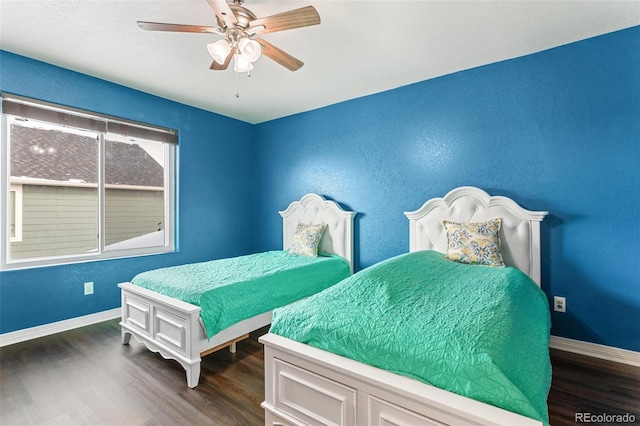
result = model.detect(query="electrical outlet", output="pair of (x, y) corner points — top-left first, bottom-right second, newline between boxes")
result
(84, 281), (94, 295)
(553, 296), (566, 313)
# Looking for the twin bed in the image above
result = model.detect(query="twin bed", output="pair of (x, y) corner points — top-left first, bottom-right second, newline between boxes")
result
(120, 187), (550, 425)
(119, 193), (356, 388)
(260, 186), (550, 426)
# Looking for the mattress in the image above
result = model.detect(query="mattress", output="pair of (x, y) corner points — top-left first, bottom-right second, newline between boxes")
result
(270, 250), (552, 424)
(132, 250), (350, 338)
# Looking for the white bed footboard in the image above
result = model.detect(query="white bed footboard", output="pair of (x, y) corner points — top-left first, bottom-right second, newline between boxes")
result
(120, 282), (271, 388)
(120, 282), (203, 387)
(260, 333), (542, 426)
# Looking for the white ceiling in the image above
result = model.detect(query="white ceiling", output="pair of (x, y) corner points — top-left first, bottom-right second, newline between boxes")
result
(1, 1), (639, 124)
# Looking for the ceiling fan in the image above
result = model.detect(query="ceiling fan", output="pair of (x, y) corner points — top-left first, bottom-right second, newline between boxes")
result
(137, 0), (320, 74)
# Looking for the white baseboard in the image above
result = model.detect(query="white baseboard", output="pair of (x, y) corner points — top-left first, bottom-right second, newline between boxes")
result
(2, 314), (638, 368)
(0, 308), (121, 348)
(550, 335), (640, 367)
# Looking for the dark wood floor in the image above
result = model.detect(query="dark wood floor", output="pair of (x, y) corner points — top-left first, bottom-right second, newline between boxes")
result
(1, 319), (638, 425)
(547, 348), (640, 426)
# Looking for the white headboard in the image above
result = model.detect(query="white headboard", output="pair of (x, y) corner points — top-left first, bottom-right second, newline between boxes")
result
(280, 194), (356, 274)
(404, 187), (548, 286)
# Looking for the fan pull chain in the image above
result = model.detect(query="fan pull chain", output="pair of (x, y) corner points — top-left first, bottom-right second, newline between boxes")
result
(234, 71), (252, 98)
(235, 71), (240, 98)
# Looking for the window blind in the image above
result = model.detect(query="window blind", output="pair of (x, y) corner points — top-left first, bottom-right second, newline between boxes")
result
(1, 93), (178, 144)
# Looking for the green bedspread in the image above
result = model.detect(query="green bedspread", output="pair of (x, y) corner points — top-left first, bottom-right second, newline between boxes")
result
(132, 250), (350, 339)
(270, 250), (551, 424)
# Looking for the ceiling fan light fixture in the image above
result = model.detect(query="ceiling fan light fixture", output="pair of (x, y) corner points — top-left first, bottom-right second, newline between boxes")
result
(238, 37), (261, 62)
(233, 53), (253, 73)
(207, 39), (231, 64)
(138, 0), (322, 94)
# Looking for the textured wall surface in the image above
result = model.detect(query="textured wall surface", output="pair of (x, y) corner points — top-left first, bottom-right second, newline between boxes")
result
(253, 27), (640, 352)
(2, 26), (638, 353)
(0, 51), (255, 334)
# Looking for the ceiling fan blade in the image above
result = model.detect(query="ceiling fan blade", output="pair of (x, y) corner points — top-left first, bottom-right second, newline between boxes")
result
(137, 21), (224, 35)
(210, 50), (234, 70)
(248, 6), (320, 35)
(256, 38), (304, 72)
(206, 0), (237, 26)
(245, 25), (266, 36)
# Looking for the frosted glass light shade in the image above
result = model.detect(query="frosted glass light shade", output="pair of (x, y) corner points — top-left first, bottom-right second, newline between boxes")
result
(238, 38), (261, 62)
(234, 53), (253, 73)
(207, 40), (231, 64)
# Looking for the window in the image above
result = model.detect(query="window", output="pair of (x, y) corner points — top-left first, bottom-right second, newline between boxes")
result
(1, 94), (177, 269)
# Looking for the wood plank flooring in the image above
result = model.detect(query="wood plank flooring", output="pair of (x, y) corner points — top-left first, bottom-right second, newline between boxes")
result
(1, 319), (638, 425)
(1, 320), (266, 425)
(547, 348), (640, 426)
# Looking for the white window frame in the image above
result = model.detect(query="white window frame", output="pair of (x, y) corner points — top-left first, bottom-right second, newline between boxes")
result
(1, 94), (177, 270)
(9, 183), (22, 243)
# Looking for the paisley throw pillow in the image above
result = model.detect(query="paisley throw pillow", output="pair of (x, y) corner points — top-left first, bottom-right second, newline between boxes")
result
(289, 223), (327, 257)
(443, 218), (504, 267)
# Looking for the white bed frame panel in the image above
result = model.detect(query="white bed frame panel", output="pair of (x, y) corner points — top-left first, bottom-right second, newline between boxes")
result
(261, 187), (549, 425)
(405, 186), (548, 286)
(280, 193), (356, 274)
(119, 193), (355, 388)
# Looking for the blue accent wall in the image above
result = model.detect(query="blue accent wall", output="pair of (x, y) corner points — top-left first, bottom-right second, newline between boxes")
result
(1, 26), (639, 353)
(253, 26), (640, 352)
(0, 51), (255, 334)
